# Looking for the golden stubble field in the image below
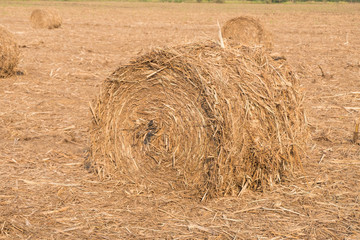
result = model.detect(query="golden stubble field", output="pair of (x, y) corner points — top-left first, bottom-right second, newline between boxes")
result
(1, 1), (360, 239)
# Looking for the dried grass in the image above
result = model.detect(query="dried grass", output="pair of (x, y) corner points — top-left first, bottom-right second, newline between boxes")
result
(89, 40), (308, 199)
(30, 9), (62, 29)
(1, 2), (360, 239)
(222, 16), (273, 51)
(0, 26), (19, 78)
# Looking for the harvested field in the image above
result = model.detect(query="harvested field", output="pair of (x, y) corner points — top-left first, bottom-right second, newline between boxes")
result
(0, 1), (360, 239)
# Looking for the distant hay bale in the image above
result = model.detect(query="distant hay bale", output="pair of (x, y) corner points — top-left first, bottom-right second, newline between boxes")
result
(222, 16), (273, 50)
(0, 26), (19, 78)
(89, 41), (307, 199)
(30, 9), (62, 29)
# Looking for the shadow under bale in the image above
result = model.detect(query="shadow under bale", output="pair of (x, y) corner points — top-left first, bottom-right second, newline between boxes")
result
(30, 9), (62, 29)
(0, 26), (19, 78)
(222, 16), (273, 51)
(89, 41), (307, 199)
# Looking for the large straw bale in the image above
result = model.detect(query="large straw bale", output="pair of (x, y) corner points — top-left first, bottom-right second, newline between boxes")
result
(0, 26), (19, 78)
(89, 41), (307, 199)
(222, 16), (273, 50)
(30, 9), (62, 29)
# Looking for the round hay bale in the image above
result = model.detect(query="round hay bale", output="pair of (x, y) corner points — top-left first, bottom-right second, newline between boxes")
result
(89, 41), (307, 199)
(0, 26), (19, 78)
(30, 9), (62, 29)
(222, 16), (273, 50)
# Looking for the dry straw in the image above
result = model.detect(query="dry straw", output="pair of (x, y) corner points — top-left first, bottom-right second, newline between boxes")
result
(222, 16), (273, 51)
(89, 41), (307, 199)
(0, 26), (19, 78)
(30, 9), (62, 29)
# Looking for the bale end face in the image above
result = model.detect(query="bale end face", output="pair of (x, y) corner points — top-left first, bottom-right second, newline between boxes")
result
(30, 9), (62, 29)
(89, 41), (308, 199)
(222, 16), (273, 51)
(0, 26), (20, 78)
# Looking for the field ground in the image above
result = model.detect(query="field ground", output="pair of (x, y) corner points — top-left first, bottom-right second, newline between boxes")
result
(1, 1), (360, 239)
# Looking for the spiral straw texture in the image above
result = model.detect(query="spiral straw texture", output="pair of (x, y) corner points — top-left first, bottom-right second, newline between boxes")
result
(89, 41), (307, 199)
